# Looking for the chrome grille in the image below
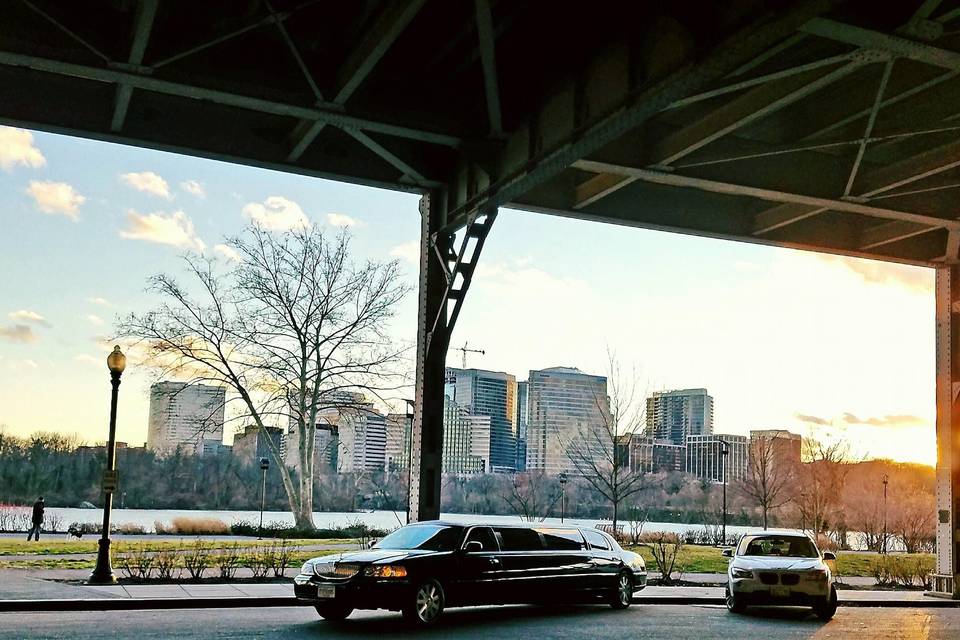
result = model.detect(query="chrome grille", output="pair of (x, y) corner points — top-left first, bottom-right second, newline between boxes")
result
(312, 562), (360, 579)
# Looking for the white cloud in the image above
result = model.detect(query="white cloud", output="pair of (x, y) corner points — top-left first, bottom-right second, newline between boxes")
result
(0, 324), (39, 344)
(242, 196), (311, 231)
(180, 180), (205, 198)
(0, 127), (46, 171)
(120, 171), (171, 199)
(8, 310), (49, 327)
(74, 354), (101, 367)
(814, 254), (932, 293)
(23, 359), (38, 369)
(326, 213), (360, 227)
(214, 244), (242, 263)
(26, 181), (85, 219)
(84, 314), (104, 326)
(119, 209), (206, 252)
(389, 241), (420, 264)
(87, 297), (112, 307)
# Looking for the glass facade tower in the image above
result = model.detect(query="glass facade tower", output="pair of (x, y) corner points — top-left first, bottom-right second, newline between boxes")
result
(444, 367), (517, 472)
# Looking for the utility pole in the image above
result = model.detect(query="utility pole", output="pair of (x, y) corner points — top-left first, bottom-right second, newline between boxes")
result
(718, 437), (729, 546)
(882, 474), (889, 554)
(455, 341), (485, 368)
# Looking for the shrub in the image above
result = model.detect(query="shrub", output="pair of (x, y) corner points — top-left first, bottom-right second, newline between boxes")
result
(640, 532), (685, 585)
(870, 555), (935, 588)
(154, 548), (180, 580)
(216, 543), (242, 580)
(247, 548), (271, 579)
(273, 540), (293, 577)
(155, 517), (230, 535)
(118, 544), (153, 579)
(116, 522), (147, 535)
(183, 540), (211, 580)
(229, 519), (390, 540)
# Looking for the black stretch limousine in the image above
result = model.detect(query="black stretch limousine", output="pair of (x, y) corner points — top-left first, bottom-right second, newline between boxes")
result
(294, 521), (647, 625)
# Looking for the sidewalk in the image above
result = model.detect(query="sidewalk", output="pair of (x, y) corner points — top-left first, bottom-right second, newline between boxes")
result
(1, 569), (956, 612)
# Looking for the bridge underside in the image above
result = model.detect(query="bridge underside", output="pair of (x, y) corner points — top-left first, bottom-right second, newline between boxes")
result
(3, 0), (960, 594)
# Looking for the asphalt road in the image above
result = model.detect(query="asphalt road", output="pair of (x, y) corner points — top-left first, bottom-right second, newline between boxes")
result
(0, 604), (956, 639)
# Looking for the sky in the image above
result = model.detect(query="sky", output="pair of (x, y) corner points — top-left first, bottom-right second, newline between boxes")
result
(0, 126), (937, 465)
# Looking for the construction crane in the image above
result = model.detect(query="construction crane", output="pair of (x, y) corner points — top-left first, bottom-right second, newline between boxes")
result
(456, 341), (486, 368)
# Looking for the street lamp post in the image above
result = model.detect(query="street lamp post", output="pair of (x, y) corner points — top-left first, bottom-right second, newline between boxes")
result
(558, 473), (568, 523)
(882, 474), (889, 554)
(718, 438), (729, 546)
(258, 457), (270, 539)
(89, 345), (125, 585)
(404, 398), (415, 525)
(800, 491), (807, 533)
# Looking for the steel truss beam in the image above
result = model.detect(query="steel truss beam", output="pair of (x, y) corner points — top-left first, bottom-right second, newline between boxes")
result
(440, 0), (835, 234)
(0, 50), (460, 149)
(573, 159), (960, 232)
(111, 0), (158, 132)
(800, 17), (960, 70)
(286, 0), (428, 163)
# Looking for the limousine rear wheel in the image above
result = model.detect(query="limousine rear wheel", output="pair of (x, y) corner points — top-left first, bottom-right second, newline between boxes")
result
(315, 603), (353, 621)
(610, 571), (633, 609)
(403, 579), (445, 626)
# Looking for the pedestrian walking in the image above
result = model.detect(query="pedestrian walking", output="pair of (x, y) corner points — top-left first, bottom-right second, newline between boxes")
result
(26, 496), (44, 541)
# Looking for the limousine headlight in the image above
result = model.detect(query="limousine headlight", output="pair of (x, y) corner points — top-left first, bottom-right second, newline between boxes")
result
(363, 565), (408, 578)
(300, 561), (314, 575)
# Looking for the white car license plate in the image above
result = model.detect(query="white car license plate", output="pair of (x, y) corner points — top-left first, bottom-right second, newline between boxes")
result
(771, 586), (790, 598)
(317, 585), (336, 599)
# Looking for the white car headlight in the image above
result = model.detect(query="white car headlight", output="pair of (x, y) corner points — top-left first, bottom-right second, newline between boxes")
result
(731, 567), (753, 579)
(804, 569), (829, 582)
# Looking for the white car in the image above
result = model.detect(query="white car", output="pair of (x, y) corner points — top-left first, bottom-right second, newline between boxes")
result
(723, 531), (838, 620)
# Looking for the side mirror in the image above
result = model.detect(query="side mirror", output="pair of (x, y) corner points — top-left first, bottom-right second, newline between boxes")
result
(822, 551), (836, 561)
(721, 548), (733, 558)
(464, 541), (484, 553)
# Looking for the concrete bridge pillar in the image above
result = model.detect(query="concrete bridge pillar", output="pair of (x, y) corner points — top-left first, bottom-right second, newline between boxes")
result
(934, 266), (960, 597)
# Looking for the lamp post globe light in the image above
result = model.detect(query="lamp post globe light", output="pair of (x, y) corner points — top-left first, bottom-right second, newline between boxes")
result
(89, 346), (125, 585)
(259, 457), (270, 539)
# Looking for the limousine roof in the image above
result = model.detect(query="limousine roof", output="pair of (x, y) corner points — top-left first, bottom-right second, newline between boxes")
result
(412, 520), (602, 531)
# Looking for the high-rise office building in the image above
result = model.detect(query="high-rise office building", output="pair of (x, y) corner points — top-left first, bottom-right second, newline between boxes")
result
(525, 367), (610, 475)
(621, 434), (685, 474)
(442, 398), (490, 474)
(685, 434), (748, 483)
(335, 404), (387, 473)
(232, 425), (282, 462)
(748, 429), (802, 477)
(385, 413), (412, 473)
(646, 388), (714, 445)
(445, 368), (517, 472)
(146, 382), (226, 456)
(284, 422), (339, 472)
(515, 381), (528, 472)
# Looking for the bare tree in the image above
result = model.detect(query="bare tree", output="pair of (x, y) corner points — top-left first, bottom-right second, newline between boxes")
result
(503, 471), (561, 522)
(741, 433), (795, 529)
(118, 224), (409, 529)
(562, 353), (647, 534)
(795, 437), (852, 542)
(893, 485), (936, 553)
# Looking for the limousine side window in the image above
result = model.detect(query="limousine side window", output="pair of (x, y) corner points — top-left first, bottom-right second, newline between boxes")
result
(464, 526), (499, 552)
(583, 529), (611, 551)
(495, 527), (543, 551)
(538, 528), (585, 551)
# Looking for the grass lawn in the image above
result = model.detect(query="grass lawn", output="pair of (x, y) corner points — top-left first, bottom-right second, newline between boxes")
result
(0, 549), (341, 570)
(0, 538), (356, 556)
(626, 544), (935, 578)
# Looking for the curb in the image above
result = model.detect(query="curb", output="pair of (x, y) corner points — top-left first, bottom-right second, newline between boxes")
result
(1, 595), (958, 613)
(0, 597), (309, 612)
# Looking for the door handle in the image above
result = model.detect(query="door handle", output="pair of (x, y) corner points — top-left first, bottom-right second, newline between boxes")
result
(486, 557), (501, 566)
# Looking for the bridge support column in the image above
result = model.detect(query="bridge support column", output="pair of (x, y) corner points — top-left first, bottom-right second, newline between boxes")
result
(407, 190), (450, 522)
(933, 266), (960, 597)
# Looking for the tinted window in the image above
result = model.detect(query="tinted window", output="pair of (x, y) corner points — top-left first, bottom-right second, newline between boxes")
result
(538, 528), (585, 550)
(739, 535), (818, 558)
(495, 527), (543, 551)
(375, 525), (461, 551)
(464, 526), (499, 552)
(583, 529), (610, 550)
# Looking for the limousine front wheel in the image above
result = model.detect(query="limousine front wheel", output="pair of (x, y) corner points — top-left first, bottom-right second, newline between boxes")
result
(403, 579), (445, 626)
(315, 603), (353, 621)
(610, 572), (633, 609)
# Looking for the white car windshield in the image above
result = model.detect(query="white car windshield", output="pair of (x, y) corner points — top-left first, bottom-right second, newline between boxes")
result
(739, 535), (819, 558)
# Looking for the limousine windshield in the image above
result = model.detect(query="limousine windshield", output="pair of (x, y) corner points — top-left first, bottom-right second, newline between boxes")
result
(374, 524), (461, 551)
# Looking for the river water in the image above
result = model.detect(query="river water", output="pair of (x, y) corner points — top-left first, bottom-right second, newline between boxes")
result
(41, 507), (785, 538)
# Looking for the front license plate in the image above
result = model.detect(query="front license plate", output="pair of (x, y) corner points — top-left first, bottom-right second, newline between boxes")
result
(317, 585), (336, 599)
(771, 586), (790, 598)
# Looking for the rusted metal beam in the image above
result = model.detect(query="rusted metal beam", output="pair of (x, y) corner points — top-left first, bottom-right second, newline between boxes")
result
(111, 0), (159, 132)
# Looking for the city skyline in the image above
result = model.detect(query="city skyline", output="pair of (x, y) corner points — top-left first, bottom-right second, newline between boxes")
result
(0, 127), (936, 466)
